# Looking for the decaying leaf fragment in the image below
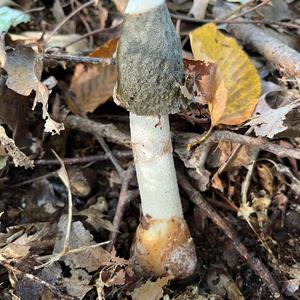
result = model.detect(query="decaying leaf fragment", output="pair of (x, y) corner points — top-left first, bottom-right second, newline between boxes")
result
(190, 23), (261, 126)
(0, 125), (33, 168)
(183, 58), (217, 104)
(53, 215), (111, 273)
(208, 266), (245, 299)
(3, 45), (64, 134)
(246, 97), (300, 138)
(10, 32), (88, 53)
(69, 39), (118, 113)
(129, 276), (173, 300)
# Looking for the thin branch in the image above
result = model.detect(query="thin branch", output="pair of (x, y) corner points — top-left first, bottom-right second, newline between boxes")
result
(214, 4), (300, 77)
(44, 53), (114, 65)
(9, 171), (57, 188)
(73, 0), (94, 49)
(170, 13), (300, 29)
(60, 24), (122, 50)
(34, 151), (132, 165)
(52, 151), (73, 254)
(209, 130), (300, 160)
(227, 0), (272, 21)
(66, 115), (300, 161)
(241, 150), (259, 205)
(219, 0), (256, 21)
(66, 115), (131, 148)
(97, 136), (124, 178)
(107, 164), (135, 252)
(177, 172), (282, 299)
(43, 0), (96, 44)
(213, 127), (253, 180)
(0, 258), (73, 299)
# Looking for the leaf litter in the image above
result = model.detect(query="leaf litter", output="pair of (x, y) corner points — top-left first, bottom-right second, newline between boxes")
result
(0, 0), (300, 299)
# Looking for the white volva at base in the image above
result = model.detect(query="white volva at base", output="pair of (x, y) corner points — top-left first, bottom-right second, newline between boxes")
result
(125, 0), (164, 14)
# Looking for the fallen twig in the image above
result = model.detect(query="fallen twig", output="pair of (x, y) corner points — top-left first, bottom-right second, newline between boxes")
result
(213, 2), (300, 78)
(177, 172), (282, 299)
(212, 127), (253, 181)
(42, 0), (95, 44)
(170, 13), (300, 30)
(44, 53), (114, 64)
(66, 115), (131, 147)
(210, 130), (300, 159)
(241, 150), (259, 205)
(66, 115), (300, 160)
(97, 136), (125, 178)
(107, 164), (135, 252)
(219, 0), (256, 21)
(226, 0), (272, 21)
(61, 24), (122, 50)
(34, 151), (132, 165)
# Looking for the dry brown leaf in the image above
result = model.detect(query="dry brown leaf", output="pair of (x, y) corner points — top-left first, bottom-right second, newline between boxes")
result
(211, 174), (224, 192)
(208, 141), (253, 169)
(4, 45), (64, 134)
(51, 0), (75, 34)
(256, 164), (274, 196)
(0, 125), (33, 168)
(190, 23), (261, 126)
(246, 97), (300, 138)
(54, 215), (111, 272)
(1, 243), (30, 259)
(0, 85), (33, 147)
(105, 269), (126, 287)
(208, 266), (245, 300)
(63, 269), (93, 300)
(68, 39), (118, 113)
(5, 45), (36, 95)
(75, 197), (116, 232)
(112, 0), (128, 14)
(183, 58), (217, 104)
(129, 276), (172, 300)
(10, 32), (88, 53)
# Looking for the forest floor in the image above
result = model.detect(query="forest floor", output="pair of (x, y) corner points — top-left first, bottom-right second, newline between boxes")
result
(0, 0), (300, 299)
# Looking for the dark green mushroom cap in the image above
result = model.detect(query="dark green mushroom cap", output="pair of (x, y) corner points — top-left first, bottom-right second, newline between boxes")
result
(115, 3), (184, 116)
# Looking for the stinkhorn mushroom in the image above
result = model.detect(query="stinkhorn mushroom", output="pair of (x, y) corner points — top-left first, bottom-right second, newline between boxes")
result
(115, 0), (197, 278)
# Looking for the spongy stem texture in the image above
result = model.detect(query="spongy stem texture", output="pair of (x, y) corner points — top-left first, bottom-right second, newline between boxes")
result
(130, 113), (183, 219)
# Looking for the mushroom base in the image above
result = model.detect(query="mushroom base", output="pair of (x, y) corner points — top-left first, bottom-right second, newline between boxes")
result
(131, 216), (197, 278)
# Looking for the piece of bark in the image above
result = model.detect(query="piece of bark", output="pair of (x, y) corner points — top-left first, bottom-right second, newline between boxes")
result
(66, 115), (131, 147)
(214, 1), (300, 78)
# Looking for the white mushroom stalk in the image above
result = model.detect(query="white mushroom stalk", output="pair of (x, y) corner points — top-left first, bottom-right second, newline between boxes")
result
(115, 0), (197, 278)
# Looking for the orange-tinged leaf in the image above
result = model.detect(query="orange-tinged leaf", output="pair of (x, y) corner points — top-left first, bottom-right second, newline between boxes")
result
(89, 39), (118, 58)
(189, 23), (261, 126)
(183, 58), (217, 103)
(68, 39), (118, 114)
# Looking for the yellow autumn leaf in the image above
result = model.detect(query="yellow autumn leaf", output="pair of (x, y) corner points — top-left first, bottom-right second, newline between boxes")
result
(189, 23), (261, 126)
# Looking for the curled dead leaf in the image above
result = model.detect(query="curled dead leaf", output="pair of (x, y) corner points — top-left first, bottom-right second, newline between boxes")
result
(3, 45), (64, 134)
(69, 39), (118, 113)
(0, 125), (33, 168)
